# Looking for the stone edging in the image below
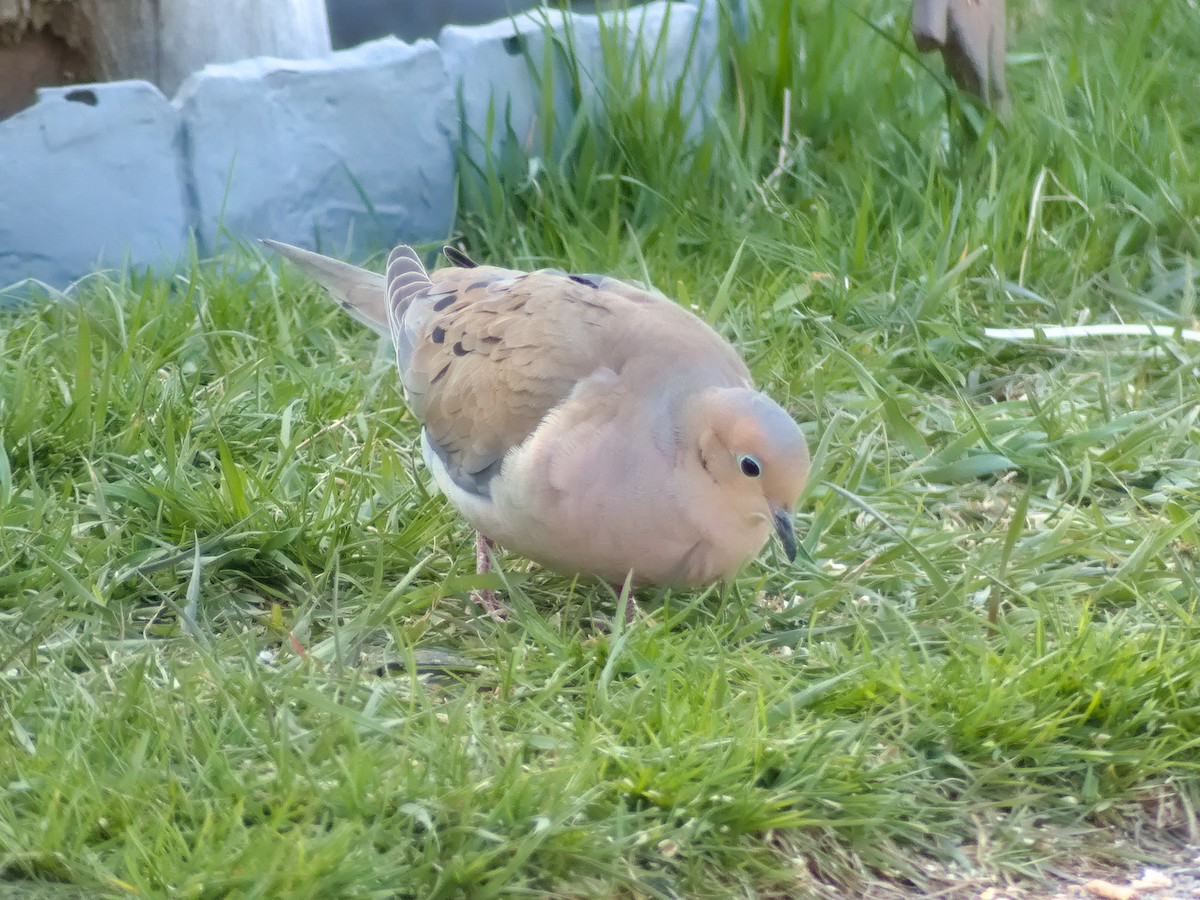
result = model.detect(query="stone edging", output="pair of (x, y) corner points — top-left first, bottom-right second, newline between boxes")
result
(0, 1), (720, 294)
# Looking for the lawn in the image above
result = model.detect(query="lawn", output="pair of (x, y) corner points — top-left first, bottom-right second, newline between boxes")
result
(2, 0), (1199, 896)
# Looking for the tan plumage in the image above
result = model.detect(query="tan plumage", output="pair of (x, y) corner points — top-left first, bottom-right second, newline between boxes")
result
(264, 240), (809, 593)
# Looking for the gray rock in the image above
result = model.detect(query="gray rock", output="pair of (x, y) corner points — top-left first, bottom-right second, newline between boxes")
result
(175, 37), (456, 260)
(0, 81), (189, 292)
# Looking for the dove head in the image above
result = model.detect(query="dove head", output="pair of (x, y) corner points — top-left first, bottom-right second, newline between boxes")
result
(687, 387), (810, 564)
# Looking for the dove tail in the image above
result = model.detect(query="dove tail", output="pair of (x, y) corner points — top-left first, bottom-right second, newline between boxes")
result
(262, 239), (390, 337)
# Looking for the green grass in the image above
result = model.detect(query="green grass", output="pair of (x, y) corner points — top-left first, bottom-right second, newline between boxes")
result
(3, 0), (1200, 896)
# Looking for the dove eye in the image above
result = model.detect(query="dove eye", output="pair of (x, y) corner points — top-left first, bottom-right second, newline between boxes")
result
(738, 455), (762, 478)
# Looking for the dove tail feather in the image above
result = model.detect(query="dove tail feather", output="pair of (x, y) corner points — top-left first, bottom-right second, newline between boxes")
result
(384, 246), (433, 346)
(261, 239), (389, 337)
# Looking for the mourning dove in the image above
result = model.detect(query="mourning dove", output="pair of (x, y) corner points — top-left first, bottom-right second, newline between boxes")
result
(912, 0), (1008, 113)
(264, 240), (810, 609)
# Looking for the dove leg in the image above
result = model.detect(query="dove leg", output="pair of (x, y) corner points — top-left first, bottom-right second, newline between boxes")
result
(475, 532), (495, 574)
(470, 532), (506, 618)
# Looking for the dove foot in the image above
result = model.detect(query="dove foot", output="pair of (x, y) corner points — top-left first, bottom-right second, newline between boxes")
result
(469, 588), (507, 620)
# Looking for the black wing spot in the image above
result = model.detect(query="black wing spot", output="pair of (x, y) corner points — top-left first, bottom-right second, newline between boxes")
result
(443, 246), (479, 268)
(569, 273), (603, 288)
(431, 326), (446, 344)
(466, 279), (493, 292)
(431, 362), (452, 383)
(452, 341), (469, 357)
(433, 294), (457, 312)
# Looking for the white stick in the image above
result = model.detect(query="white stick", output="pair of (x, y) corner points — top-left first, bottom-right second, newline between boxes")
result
(984, 324), (1200, 343)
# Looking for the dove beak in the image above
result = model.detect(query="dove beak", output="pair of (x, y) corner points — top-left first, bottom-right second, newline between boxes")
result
(770, 505), (797, 561)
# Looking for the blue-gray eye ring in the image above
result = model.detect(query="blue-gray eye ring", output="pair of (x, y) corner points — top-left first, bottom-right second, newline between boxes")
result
(739, 455), (762, 478)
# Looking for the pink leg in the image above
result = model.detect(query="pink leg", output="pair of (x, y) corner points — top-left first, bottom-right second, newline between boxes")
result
(625, 596), (640, 624)
(475, 532), (495, 574)
(470, 532), (506, 619)
(615, 577), (640, 624)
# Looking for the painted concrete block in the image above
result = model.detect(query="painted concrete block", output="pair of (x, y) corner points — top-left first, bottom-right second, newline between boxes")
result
(571, 1), (721, 137)
(175, 37), (456, 260)
(0, 1), (722, 295)
(0, 81), (189, 291)
(684, 0), (747, 43)
(441, 0), (720, 178)
(440, 10), (578, 175)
